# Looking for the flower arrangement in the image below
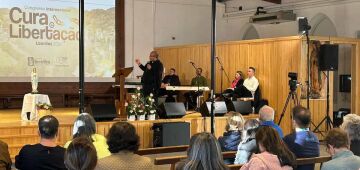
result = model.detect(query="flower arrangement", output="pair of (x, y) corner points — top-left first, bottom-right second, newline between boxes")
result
(126, 87), (157, 120)
(36, 103), (53, 110)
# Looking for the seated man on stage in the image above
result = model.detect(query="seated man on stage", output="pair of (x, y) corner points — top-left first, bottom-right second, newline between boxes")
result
(233, 67), (259, 99)
(135, 51), (164, 99)
(158, 68), (181, 102)
(184, 68), (208, 110)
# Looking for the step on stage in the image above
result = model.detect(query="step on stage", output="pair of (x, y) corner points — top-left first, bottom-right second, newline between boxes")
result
(0, 108), (258, 159)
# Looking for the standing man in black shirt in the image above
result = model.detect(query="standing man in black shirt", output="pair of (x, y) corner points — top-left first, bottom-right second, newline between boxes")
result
(135, 51), (164, 100)
(15, 115), (67, 170)
(159, 68), (181, 102)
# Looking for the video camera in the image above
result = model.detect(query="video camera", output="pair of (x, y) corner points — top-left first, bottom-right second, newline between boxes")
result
(288, 72), (298, 92)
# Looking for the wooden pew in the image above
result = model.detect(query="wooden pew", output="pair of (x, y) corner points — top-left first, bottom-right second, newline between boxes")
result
(135, 145), (189, 155)
(154, 151), (237, 170)
(154, 152), (331, 170)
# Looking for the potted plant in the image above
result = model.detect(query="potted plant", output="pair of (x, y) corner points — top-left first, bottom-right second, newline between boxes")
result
(125, 102), (136, 121)
(145, 93), (157, 120)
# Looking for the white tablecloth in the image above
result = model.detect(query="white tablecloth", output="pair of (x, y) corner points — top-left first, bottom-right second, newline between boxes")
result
(21, 93), (51, 121)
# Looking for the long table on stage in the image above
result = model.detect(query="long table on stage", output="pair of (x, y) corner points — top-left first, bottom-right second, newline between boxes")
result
(0, 108), (258, 160)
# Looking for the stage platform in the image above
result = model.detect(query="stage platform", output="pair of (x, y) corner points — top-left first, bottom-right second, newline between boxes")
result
(0, 108), (258, 160)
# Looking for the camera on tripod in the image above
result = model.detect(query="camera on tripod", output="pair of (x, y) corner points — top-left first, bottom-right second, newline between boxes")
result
(288, 72), (298, 92)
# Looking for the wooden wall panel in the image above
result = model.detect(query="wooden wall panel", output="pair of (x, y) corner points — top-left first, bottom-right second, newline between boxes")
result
(156, 37), (304, 134)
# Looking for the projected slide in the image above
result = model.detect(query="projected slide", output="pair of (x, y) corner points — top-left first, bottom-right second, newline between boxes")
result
(0, 0), (115, 79)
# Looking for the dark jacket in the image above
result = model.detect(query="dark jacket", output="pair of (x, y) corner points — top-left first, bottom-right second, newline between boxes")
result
(284, 130), (320, 170)
(351, 139), (360, 156)
(218, 131), (242, 151)
(162, 75), (181, 86)
(139, 60), (163, 94)
(234, 79), (244, 89)
(0, 140), (11, 170)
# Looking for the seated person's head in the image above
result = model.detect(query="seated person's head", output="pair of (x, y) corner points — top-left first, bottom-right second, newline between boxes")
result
(72, 113), (96, 139)
(259, 105), (275, 122)
(196, 68), (203, 76)
(235, 71), (244, 80)
(170, 68), (176, 75)
(247, 67), (256, 77)
(340, 114), (360, 141)
(325, 128), (350, 156)
(185, 132), (227, 170)
(225, 111), (245, 132)
(256, 126), (296, 168)
(38, 115), (59, 140)
(291, 105), (311, 129)
(107, 122), (140, 153)
(243, 119), (260, 139)
(65, 137), (97, 170)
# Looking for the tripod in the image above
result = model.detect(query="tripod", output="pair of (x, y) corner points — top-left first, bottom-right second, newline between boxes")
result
(278, 89), (299, 126)
(313, 71), (333, 135)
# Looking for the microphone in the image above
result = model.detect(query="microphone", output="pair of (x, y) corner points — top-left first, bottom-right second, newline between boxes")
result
(189, 60), (194, 64)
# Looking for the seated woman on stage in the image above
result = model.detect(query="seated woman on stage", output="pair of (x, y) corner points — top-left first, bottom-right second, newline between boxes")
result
(175, 132), (228, 170)
(218, 112), (245, 164)
(223, 71), (244, 98)
(64, 113), (111, 159)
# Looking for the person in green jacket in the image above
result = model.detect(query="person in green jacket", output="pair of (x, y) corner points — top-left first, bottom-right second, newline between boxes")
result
(184, 68), (208, 110)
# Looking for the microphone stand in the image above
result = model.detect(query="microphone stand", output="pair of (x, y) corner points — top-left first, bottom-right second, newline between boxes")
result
(216, 56), (231, 96)
(190, 62), (201, 111)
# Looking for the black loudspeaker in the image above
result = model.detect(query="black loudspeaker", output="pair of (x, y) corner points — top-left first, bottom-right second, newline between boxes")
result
(158, 102), (186, 118)
(153, 122), (190, 147)
(319, 44), (339, 71)
(200, 101), (227, 117)
(88, 104), (117, 121)
(340, 75), (351, 93)
(227, 101), (253, 115)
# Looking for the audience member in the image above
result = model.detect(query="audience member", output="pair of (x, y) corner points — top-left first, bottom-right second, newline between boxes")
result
(0, 140), (11, 170)
(218, 112), (245, 151)
(340, 114), (360, 156)
(234, 119), (260, 164)
(65, 137), (97, 170)
(240, 126), (296, 170)
(15, 115), (67, 170)
(218, 112), (245, 164)
(175, 132), (228, 170)
(321, 128), (360, 170)
(259, 105), (284, 138)
(283, 106), (320, 170)
(96, 122), (154, 170)
(64, 113), (111, 159)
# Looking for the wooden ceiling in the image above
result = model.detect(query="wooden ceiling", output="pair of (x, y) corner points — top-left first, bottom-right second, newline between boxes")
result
(263, 0), (281, 4)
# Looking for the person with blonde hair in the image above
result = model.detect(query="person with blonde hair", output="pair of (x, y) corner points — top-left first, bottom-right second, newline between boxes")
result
(340, 114), (360, 156)
(218, 112), (245, 151)
(218, 112), (245, 164)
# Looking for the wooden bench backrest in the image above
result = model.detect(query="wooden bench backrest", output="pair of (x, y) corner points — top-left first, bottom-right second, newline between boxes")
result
(135, 145), (188, 155)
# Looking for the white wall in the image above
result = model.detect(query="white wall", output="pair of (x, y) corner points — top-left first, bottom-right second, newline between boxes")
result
(125, 0), (225, 77)
(219, 0), (360, 40)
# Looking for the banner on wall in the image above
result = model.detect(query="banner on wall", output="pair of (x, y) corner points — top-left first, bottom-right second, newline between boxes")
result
(0, 0), (115, 79)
